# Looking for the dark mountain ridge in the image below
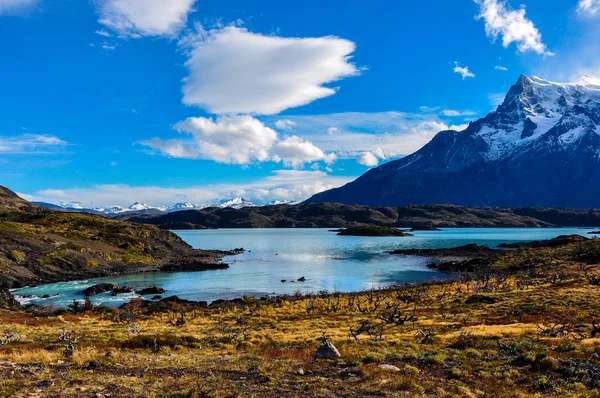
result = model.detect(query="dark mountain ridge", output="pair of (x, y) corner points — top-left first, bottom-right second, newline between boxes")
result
(116, 202), (600, 230)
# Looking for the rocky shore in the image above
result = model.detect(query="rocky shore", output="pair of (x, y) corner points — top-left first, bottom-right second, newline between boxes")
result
(390, 235), (593, 273)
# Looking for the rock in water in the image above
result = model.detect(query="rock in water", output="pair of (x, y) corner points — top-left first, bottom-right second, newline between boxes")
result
(136, 286), (167, 295)
(315, 340), (341, 359)
(83, 283), (117, 296)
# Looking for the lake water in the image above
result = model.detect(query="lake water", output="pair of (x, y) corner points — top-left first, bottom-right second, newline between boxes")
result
(12, 227), (598, 307)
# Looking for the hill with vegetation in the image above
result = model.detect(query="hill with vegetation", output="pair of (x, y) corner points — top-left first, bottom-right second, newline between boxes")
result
(0, 186), (238, 288)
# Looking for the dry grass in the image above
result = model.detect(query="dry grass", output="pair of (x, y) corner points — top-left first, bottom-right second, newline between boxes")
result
(2, 242), (600, 397)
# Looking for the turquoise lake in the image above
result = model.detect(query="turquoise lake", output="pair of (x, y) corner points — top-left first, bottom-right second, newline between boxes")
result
(12, 227), (599, 307)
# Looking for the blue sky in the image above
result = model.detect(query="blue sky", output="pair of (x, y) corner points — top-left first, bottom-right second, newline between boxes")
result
(1, 0), (599, 207)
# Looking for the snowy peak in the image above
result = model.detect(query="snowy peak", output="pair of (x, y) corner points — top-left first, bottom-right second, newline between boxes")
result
(468, 74), (600, 161)
(166, 202), (203, 212)
(217, 197), (257, 209)
(59, 202), (84, 210)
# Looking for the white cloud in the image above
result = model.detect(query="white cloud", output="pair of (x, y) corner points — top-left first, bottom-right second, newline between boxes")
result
(441, 109), (476, 117)
(274, 119), (296, 130)
(0, 134), (67, 154)
(578, 0), (600, 16)
(357, 148), (386, 167)
(97, 0), (196, 38)
(0, 0), (38, 14)
(181, 26), (360, 115)
(262, 112), (469, 160)
(23, 170), (355, 207)
(139, 114), (335, 167)
(272, 136), (336, 167)
(495, 65), (508, 71)
(95, 29), (112, 37)
(142, 115), (277, 164)
(453, 62), (475, 79)
(475, 0), (553, 56)
(102, 43), (116, 50)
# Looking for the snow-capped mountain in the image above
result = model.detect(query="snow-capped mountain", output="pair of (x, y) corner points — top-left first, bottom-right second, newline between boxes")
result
(166, 202), (207, 212)
(309, 74), (600, 208)
(59, 201), (84, 210)
(216, 197), (257, 209)
(39, 197), (286, 214)
(265, 200), (295, 206)
(94, 206), (125, 214)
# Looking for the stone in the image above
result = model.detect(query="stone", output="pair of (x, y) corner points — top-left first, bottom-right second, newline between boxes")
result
(83, 283), (117, 297)
(136, 286), (167, 295)
(36, 380), (53, 388)
(315, 340), (341, 359)
(377, 364), (401, 372)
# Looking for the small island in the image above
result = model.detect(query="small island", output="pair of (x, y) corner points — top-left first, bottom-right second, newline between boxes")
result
(336, 225), (413, 237)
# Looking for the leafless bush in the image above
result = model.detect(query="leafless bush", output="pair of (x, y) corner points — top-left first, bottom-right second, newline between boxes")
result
(126, 322), (141, 337)
(0, 328), (21, 346)
(58, 327), (81, 359)
(416, 328), (436, 344)
(349, 320), (385, 341)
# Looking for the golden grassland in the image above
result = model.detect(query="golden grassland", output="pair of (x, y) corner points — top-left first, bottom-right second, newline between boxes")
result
(2, 242), (600, 397)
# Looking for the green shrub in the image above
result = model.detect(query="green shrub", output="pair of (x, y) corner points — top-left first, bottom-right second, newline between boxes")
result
(7, 250), (25, 263)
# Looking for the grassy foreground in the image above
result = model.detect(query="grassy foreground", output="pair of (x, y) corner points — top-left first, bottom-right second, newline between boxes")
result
(2, 239), (600, 397)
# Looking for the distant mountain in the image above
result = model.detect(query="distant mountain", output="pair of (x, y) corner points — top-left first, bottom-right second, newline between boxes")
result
(117, 202), (592, 230)
(308, 75), (600, 208)
(31, 201), (61, 210)
(164, 202), (199, 212)
(216, 197), (257, 209)
(265, 200), (295, 206)
(60, 201), (85, 210)
(35, 197), (259, 215)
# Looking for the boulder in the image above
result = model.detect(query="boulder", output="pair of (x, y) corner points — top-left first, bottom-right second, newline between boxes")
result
(315, 340), (341, 359)
(377, 364), (401, 372)
(83, 283), (117, 297)
(112, 286), (135, 294)
(136, 286), (167, 295)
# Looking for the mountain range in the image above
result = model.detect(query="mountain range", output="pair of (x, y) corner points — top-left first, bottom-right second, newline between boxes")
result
(308, 75), (600, 208)
(32, 197), (294, 216)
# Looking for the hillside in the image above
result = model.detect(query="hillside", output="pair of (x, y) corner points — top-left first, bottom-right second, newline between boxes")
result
(0, 186), (237, 288)
(117, 203), (558, 229)
(308, 75), (600, 208)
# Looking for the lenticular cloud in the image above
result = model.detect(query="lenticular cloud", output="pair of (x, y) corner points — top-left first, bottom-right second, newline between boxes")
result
(181, 26), (360, 115)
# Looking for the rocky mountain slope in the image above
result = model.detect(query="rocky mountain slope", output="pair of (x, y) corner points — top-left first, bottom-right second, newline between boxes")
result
(0, 186), (238, 288)
(308, 75), (600, 208)
(118, 203), (565, 229)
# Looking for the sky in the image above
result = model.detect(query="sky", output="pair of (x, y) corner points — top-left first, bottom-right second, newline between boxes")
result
(1, 0), (599, 207)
